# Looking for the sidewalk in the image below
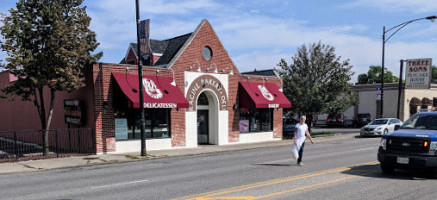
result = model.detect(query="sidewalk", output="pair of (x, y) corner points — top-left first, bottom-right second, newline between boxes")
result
(0, 133), (359, 174)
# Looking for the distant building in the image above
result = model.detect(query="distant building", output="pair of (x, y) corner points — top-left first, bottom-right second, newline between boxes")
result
(351, 83), (437, 122)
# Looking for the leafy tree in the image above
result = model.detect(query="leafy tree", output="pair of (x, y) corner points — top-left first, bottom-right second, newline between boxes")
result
(432, 66), (437, 83)
(357, 66), (399, 84)
(0, 0), (102, 155)
(278, 42), (358, 128)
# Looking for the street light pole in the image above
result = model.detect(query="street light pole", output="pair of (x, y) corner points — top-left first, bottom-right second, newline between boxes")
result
(135, 0), (147, 156)
(380, 15), (436, 118)
(381, 26), (386, 118)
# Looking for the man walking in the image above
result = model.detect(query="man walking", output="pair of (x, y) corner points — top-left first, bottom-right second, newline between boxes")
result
(294, 115), (314, 166)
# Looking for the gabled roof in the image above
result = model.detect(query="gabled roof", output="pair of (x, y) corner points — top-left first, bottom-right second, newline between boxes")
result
(130, 39), (169, 55)
(154, 33), (192, 65)
(241, 69), (279, 77)
(121, 33), (192, 66)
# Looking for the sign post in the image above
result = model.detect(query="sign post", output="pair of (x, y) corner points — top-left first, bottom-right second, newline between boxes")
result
(376, 87), (381, 100)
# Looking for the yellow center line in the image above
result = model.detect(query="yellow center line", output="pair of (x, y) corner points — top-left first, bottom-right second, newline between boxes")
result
(254, 171), (378, 199)
(172, 161), (379, 200)
(194, 197), (256, 200)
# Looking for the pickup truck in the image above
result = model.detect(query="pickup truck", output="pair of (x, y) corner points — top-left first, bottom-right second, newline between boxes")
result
(378, 112), (437, 174)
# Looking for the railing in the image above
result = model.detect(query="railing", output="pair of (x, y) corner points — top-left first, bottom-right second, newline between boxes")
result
(0, 128), (95, 163)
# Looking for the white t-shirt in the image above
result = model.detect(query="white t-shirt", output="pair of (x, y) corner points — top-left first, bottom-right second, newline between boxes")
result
(295, 123), (308, 141)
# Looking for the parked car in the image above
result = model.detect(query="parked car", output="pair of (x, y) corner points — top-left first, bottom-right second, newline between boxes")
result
(355, 113), (372, 128)
(360, 118), (402, 137)
(326, 114), (344, 128)
(378, 112), (437, 174)
(283, 117), (298, 135)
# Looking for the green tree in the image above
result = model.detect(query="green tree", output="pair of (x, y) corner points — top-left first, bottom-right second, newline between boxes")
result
(357, 66), (398, 84)
(0, 0), (102, 155)
(278, 42), (358, 127)
(432, 66), (437, 83)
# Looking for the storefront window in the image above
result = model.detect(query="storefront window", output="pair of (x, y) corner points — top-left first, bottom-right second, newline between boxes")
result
(240, 108), (273, 133)
(123, 109), (171, 139)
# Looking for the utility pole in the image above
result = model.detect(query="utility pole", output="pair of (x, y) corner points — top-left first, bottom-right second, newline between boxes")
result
(135, 0), (147, 156)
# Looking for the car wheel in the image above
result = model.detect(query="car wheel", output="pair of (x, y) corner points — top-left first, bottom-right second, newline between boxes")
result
(380, 163), (395, 174)
(383, 129), (388, 135)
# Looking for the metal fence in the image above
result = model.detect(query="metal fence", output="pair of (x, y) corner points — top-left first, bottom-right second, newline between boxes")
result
(0, 128), (95, 163)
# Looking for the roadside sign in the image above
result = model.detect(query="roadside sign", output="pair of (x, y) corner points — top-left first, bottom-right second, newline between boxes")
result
(405, 58), (432, 89)
(376, 87), (381, 100)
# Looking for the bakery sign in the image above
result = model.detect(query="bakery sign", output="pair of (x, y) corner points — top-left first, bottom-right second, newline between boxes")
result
(64, 100), (85, 125)
(405, 58), (432, 89)
(186, 75), (228, 111)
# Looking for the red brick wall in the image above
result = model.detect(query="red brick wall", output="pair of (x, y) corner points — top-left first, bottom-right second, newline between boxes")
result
(91, 63), (187, 152)
(169, 20), (242, 143)
(92, 19), (285, 152)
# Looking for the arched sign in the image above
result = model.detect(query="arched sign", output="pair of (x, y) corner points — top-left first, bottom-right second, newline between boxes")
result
(186, 75), (228, 111)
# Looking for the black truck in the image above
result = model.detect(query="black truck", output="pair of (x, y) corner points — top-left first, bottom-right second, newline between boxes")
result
(378, 112), (437, 174)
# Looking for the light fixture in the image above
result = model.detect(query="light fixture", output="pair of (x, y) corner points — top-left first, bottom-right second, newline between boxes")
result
(426, 15), (436, 22)
(157, 68), (176, 86)
(193, 61), (201, 72)
(210, 63), (218, 73)
(169, 68), (176, 86)
(223, 65), (234, 75)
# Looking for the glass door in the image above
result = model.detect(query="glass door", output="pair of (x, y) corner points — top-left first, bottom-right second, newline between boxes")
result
(197, 110), (209, 144)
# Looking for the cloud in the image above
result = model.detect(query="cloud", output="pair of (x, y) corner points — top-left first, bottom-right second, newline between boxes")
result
(86, 0), (436, 84)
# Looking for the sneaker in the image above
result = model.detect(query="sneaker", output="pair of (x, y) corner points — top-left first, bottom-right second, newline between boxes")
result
(298, 162), (304, 166)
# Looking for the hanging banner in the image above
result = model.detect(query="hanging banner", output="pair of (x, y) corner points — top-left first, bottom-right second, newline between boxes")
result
(405, 58), (432, 89)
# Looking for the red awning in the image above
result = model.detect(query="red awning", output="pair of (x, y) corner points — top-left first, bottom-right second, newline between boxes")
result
(239, 81), (291, 108)
(112, 73), (189, 109)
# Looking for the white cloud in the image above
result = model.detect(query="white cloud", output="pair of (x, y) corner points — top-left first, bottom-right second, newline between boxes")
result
(60, 0), (437, 83)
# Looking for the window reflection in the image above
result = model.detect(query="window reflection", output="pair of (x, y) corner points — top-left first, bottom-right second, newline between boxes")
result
(240, 108), (273, 133)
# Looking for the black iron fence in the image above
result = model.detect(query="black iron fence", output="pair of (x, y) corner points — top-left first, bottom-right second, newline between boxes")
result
(0, 128), (95, 163)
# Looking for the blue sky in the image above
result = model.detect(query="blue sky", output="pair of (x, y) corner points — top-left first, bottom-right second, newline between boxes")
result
(1, 0), (437, 82)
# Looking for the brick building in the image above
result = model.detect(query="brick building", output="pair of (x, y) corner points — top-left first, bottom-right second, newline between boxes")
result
(0, 19), (290, 153)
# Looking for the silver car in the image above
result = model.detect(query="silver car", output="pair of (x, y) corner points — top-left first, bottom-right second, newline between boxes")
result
(360, 118), (402, 137)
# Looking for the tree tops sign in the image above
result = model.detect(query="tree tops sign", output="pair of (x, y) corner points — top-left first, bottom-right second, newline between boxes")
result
(186, 75), (228, 111)
(405, 58), (432, 89)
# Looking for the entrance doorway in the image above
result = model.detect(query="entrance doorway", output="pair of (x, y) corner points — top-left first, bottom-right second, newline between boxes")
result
(197, 110), (209, 144)
(196, 92), (218, 145)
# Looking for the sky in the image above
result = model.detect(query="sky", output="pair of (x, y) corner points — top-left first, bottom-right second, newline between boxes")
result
(1, 0), (437, 82)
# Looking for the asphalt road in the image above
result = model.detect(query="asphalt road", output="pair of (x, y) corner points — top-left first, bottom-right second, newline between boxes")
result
(1, 136), (437, 200)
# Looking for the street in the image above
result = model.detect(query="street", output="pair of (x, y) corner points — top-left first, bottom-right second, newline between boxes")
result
(1, 135), (437, 200)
